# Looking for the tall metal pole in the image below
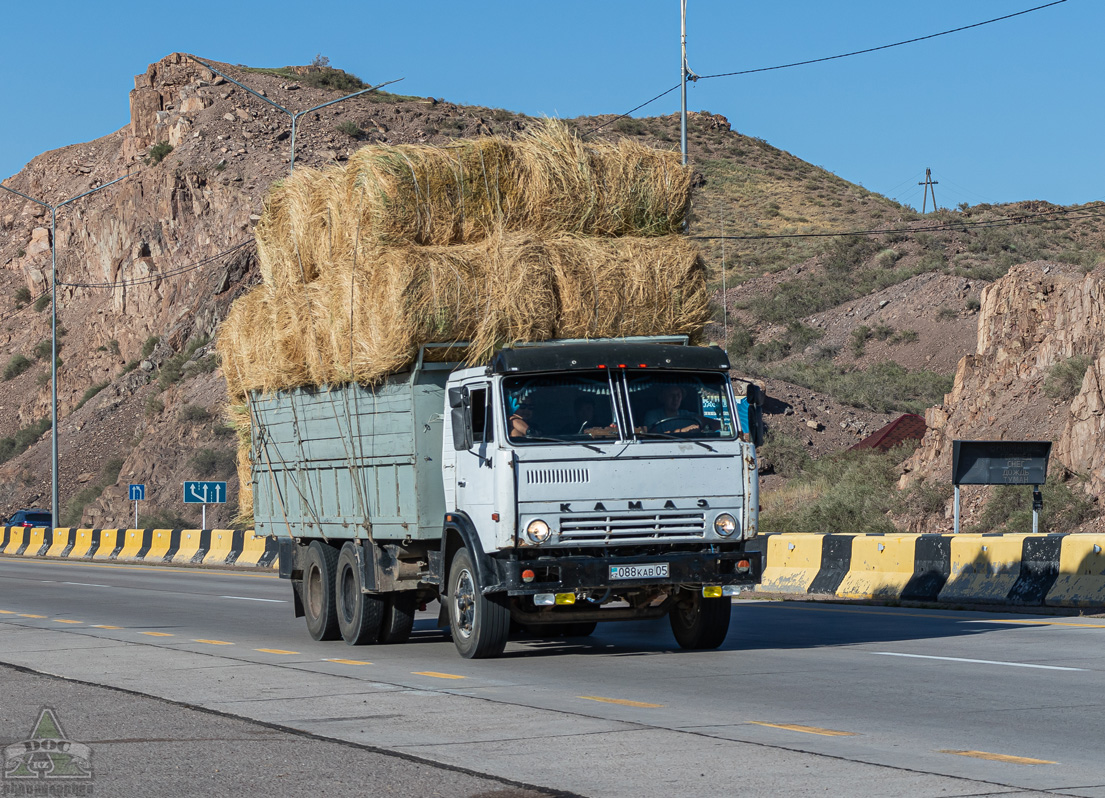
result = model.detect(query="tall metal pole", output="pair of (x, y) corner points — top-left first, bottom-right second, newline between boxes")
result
(680, 0), (689, 166)
(189, 57), (402, 175)
(0, 174), (128, 530)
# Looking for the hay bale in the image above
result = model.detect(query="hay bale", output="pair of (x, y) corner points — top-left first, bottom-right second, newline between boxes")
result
(252, 121), (692, 290)
(547, 235), (710, 340)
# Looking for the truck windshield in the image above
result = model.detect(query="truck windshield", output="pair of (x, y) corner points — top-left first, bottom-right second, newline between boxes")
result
(503, 372), (619, 444)
(625, 372), (737, 440)
(503, 370), (738, 444)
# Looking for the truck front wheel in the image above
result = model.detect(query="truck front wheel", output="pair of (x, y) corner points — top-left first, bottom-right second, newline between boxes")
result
(336, 543), (384, 645)
(303, 541), (340, 641)
(668, 590), (732, 650)
(448, 547), (509, 659)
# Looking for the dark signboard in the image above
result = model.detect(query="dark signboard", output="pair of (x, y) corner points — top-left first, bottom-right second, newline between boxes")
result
(951, 440), (1051, 486)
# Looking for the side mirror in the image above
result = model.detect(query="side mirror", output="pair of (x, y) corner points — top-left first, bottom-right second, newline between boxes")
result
(449, 387), (471, 451)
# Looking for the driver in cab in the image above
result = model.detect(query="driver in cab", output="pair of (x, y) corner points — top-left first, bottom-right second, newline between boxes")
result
(642, 385), (703, 434)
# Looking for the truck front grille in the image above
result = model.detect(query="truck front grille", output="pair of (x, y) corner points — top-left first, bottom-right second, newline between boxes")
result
(558, 511), (706, 543)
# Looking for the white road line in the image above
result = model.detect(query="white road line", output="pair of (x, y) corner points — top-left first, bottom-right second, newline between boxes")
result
(872, 652), (1085, 672)
(61, 582), (111, 588)
(220, 595), (286, 603)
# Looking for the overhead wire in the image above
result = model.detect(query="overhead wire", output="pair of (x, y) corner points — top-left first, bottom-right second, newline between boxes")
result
(57, 239), (254, 289)
(692, 202), (1105, 242)
(585, 1), (1067, 136)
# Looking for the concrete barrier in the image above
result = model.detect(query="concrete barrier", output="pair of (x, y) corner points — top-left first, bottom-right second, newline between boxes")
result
(759, 532), (1105, 608)
(0, 526), (278, 569)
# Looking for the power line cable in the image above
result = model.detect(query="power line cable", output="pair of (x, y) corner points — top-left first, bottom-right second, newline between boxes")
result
(57, 239), (254, 289)
(586, 1), (1067, 136)
(692, 202), (1105, 242)
(697, 1), (1067, 81)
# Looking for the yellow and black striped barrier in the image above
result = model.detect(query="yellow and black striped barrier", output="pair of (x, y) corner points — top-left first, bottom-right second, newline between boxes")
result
(759, 533), (1105, 608)
(0, 526), (278, 568)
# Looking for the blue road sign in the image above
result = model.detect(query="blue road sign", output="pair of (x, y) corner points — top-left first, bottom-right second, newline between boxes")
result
(129, 484), (145, 501)
(183, 481), (227, 504)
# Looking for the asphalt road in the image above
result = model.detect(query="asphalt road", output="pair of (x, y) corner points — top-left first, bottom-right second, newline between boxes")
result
(2, 556), (1105, 797)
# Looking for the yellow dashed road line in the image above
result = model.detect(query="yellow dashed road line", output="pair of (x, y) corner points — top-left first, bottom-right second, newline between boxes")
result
(940, 749), (1056, 765)
(413, 671), (466, 680)
(54, 619), (82, 624)
(18, 614), (46, 619)
(92, 625), (121, 629)
(141, 632), (174, 637)
(194, 639), (234, 645)
(579, 696), (663, 708)
(256, 648), (300, 655)
(749, 721), (857, 737)
(324, 658), (372, 665)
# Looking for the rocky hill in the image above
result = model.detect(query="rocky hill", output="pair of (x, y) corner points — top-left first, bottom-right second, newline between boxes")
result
(0, 52), (1101, 531)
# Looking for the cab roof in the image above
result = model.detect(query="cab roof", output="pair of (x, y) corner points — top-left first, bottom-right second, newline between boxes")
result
(491, 342), (730, 375)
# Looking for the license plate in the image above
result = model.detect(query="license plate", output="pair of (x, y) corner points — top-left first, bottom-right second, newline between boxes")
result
(610, 563), (669, 580)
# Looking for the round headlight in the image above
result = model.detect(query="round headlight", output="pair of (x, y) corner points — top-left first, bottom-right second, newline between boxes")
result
(713, 513), (738, 538)
(525, 519), (552, 544)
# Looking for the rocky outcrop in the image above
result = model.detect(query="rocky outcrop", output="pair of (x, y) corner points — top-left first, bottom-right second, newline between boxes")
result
(903, 261), (1105, 496)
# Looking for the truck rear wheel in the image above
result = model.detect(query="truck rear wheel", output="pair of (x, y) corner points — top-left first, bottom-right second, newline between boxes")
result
(378, 592), (416, 644)
(669, 591), (732, 650)
(303, 541), (340, 641)
(448, 547), (509, 659)
(336, 543), (384, 645)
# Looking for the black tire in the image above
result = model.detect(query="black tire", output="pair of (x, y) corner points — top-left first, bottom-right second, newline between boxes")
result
(669, 591), (732, 650)
(303, 541), (340, 641)
(448, 547), (509, 659)
(378, 592), (417, 644)
(336, 542), (384, 646)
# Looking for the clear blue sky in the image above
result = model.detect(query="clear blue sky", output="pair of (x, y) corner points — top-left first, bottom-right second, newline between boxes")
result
(1, 0), (1099, 212)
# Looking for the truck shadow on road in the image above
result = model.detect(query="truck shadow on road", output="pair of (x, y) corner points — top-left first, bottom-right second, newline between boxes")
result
(417, 602), (1036, 658)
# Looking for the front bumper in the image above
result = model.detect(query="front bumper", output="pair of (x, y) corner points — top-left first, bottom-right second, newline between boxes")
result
(492, 548), (761, 596)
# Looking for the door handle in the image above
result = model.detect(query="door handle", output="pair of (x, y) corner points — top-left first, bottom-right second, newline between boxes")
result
(458, 480), (466, 488)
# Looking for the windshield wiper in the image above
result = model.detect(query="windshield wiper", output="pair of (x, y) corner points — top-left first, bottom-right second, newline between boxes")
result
(520, 435), (604, 453)
(634, 431), (717, 452)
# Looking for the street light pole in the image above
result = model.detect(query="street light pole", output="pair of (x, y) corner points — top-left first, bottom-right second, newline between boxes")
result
(0, 174), (129, 529)
(188, 57), (402, 175)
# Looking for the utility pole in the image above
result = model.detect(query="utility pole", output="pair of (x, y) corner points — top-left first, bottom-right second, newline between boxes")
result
(189, 57), (402, 175)
(919, 168), (939, 213)
(681, 0), (689, 166)
(0, 175), (129, 530)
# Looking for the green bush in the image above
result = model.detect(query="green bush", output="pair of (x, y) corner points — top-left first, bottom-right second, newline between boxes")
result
(180, 404), (211, 422)
(0, 418), (51, 464)
(849, 326), (871, 357)
(13, 287), (31, 307)
(3, 354), (32, 381)
(763, 360), (953, 415)
(969, 471), (1095, 534)
(33, 294), (49, 312)
(146, 142), (173, 165)
(32, 339), (54, 360)
(189, 447), (236, 479)
(760, 429), (813, 478)
(74, 382), (109, 412)
(141, 336), (160, 358)
(335, 120), (364, 138)
(108, 339), (121, 356)
(935, 306), (958, 321)
(1043, 355), (1092, 402)
(144, 396), (164, 417)
(762, 446), (912, 535)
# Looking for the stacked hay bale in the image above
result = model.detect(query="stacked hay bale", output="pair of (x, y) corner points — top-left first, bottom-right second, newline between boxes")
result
(218, 121), (708, 521)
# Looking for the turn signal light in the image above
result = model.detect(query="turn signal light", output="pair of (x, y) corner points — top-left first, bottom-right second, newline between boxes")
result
(522, 569), (536, 583)
(736, 559), (751, 573)
(702, 586), (723, 598)
(555, 593), (576, 605)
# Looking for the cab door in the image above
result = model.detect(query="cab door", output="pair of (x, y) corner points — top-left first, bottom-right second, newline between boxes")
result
(454, 381), (499, 540)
